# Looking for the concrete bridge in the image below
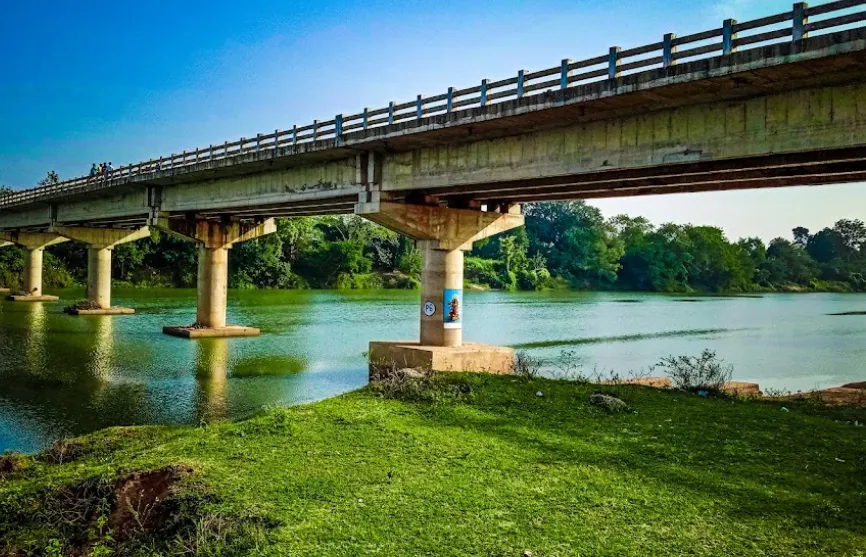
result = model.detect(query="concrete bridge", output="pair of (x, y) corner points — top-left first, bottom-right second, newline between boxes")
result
(1, 0), (865, 372)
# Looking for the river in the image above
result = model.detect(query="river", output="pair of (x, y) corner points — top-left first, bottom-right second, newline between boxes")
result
(1, 288), (864, 453)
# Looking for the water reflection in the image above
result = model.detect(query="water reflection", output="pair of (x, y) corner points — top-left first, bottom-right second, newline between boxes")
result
(194, 338), (229, 422)
(24, 302), (47, 376)
(89, 316), (114, 382)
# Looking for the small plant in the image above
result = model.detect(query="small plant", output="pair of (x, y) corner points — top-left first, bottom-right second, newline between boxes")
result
(514, 350), (542, 380)
(63, 300), (102, 314)
(655, 349), (733, 393)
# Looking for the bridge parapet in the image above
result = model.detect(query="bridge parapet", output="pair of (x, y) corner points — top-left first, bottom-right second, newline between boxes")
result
(2, 0), (865, 210)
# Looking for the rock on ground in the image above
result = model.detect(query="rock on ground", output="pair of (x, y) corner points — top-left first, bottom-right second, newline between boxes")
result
(589, 394), (629, 413)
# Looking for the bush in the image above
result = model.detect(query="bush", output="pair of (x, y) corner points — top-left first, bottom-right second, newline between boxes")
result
(514, 350), (542, 380)
(655, 349), (733, 393)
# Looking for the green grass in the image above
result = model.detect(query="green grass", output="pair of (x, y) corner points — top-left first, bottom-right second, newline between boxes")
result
(2, 374), (866, 556)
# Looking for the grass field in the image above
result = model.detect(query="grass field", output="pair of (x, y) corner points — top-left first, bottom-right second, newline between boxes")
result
(2, 374), (865, 556)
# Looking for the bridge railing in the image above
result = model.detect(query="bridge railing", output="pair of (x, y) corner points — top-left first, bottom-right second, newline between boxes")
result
(2, 0), (865, 210)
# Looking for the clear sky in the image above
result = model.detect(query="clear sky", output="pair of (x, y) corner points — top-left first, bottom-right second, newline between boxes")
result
(1, 0), (863, 241)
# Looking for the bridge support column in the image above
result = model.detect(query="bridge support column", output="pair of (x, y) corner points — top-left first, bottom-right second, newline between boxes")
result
(357, 200), (523, 375)
(0, 232), (68, 301)
(52, 227), (151, 314)
(0, 241), (10, 294)
(153, 218), (276, 338)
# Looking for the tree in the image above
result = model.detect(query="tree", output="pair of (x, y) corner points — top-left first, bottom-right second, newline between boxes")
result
(36, 171), (60, 186)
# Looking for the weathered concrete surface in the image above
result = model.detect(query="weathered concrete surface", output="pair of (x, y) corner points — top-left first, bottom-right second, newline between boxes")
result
(369, 341), (514, 374)
(196, 246), (229, 328)
(163, 325), (261, 339)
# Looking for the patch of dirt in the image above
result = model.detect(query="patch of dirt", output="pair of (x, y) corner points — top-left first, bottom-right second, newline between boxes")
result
(37, 439), (86, 465)
(0, 454), (27, 479)
(842, 382), (866, 390)
(108, 466), (194, 543)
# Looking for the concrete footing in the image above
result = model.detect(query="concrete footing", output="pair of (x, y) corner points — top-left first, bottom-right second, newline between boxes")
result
(67, 307), (135, 315)
(6, 295), (59, 302)
(163, 325), (261, 339)
(369, 341), (514, 375)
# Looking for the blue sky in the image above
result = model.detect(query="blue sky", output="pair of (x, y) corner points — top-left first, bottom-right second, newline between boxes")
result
(1, 0), (863, 240)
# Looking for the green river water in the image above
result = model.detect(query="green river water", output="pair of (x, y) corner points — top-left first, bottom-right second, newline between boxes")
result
(1, 288), (864, 453)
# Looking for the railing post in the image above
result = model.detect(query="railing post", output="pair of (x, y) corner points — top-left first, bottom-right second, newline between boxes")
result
(480, 79), (488, 107)
(195, 148), (200, 163)
(312, 121), (318, 141)
(663, 33), (677, 68)
(209, 145), (214, 160)
(608, 47), (621, 80)
(517, 69), (525, 99)
(446, 87), (454, 114)
(416, 95), (423, 120)
(388, 101), (395, 125)
(182, 150), (187, 165)
(722, 19), (737, 54)
(239, 139), (245, 154)
(256, 133), (262, 153)
(274, 129), (280, 149)
(793, 2), (809, 42)
(292, 125), (298, 145)
(363, 108), (369, 130)
(223, 141), (229, 158)
(335, 114), (343, 140)
(560, 58), (571, 91)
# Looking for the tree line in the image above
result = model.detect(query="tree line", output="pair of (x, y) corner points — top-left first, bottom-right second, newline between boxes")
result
(0, 198), (863, 293)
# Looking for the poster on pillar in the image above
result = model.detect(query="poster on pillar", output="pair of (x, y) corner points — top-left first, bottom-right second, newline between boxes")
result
(443, 289), (462, 329)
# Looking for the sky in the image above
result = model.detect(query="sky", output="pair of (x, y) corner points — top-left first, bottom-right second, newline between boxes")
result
(1, 0), (863, 242)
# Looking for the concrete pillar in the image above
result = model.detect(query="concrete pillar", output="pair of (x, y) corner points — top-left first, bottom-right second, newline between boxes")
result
(154, 218), (276, 338)
(50, 226), (149, 313)
(24, 248), (44, 297)
(420, 241), (464, 347)
(357, 200), (524, 374)
(196, 246), (229, 328)
(87, 247), (112, 308)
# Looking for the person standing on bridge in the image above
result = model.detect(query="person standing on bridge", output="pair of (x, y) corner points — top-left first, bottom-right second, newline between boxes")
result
(106, 162), (114, 173)
(89, 163), (97, 178)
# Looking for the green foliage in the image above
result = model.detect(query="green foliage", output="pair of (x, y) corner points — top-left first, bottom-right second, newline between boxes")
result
(0, 197), (862, 293)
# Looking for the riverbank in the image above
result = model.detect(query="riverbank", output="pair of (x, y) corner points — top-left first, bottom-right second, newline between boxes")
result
(2, 374), (865, 556)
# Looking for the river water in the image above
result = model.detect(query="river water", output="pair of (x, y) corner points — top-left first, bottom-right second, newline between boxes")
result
(1, 288), (864, 453)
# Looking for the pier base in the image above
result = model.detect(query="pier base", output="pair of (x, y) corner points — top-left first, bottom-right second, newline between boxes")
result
(6, 295), (59, 302)
(369, 341), (513, 375)
(67, 307), (135, 316)
(163, 325), (261, 339)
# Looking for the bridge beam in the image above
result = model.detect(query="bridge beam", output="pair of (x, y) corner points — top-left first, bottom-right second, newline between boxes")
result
(358, 200), (523, 374)
(155, 218), (277, 338)
(0, 232), (68, 301)
(52, 226), (151, 313)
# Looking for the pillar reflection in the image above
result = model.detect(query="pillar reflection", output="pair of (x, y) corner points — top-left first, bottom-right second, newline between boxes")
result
(25, 302), (47, 375)
(194, 338), (230, 422)
(88, 316), (115, 382)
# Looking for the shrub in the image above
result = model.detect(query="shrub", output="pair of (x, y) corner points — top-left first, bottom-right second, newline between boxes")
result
(514, 350), (542, 380)
(655, 349), (733, 393)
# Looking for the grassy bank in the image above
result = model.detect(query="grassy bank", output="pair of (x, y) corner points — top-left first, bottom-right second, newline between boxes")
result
(2, 374), (866, 556)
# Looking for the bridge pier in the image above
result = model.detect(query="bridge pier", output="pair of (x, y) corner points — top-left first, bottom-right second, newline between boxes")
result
(155, 218), (276, 338)
(52, 227), (151, 314)
(358, 200), (523, 374)
(0, 232), (68, 301)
